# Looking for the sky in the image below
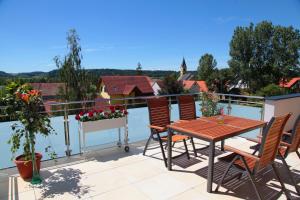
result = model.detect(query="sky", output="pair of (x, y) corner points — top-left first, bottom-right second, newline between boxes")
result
(0, 0), (300, 73)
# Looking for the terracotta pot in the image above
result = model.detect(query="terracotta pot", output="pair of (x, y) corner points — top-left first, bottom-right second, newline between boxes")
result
(14, 153), (42, 180)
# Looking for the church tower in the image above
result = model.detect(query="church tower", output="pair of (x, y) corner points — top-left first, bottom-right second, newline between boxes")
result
(180, 57), (187, 77)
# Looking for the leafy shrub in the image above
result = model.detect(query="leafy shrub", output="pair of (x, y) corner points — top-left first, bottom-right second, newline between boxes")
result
(257, 84), (286, 97)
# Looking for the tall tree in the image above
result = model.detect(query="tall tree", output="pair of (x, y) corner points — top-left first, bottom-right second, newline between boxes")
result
(197, 53), (218, 88)
(54, 29), (97, 102)
(159, 73), (184, 95)
(229, 21), (300, 92)
(136, 62), (142, 75)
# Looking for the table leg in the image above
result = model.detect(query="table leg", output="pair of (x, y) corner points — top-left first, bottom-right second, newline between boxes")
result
(221, 140), (225, 151)
(207, 141), (215, 193)
(167, 128), (172, 171)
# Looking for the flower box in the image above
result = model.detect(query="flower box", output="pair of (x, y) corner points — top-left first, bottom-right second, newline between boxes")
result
(81, 117), (126, 133)
(78, 116), (129, 153)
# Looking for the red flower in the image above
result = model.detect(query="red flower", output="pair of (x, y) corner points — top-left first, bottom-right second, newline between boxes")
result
(109, 105), (115, 110)
(88, 111), (94, 118)
(123, 110), (128, 115)
(98, 109), (103, 113)
(79, 111), (85, 116)
(75, 114), (80, 120)
(21, 94), (30, 104)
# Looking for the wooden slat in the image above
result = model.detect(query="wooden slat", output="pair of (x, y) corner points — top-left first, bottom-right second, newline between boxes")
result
(168, 115), (266, 141)
(178, 95), (196, 120)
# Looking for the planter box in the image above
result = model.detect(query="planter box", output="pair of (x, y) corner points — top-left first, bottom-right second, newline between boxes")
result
(78, 117), (129, 153)
(81, 117), (126, 133)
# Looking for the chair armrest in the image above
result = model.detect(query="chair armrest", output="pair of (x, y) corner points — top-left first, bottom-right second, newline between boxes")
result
(148, 125), (166, 131)
(283, 131), (292, 136)
(280, 141), (291, 147)
(224, 145), (260, 161)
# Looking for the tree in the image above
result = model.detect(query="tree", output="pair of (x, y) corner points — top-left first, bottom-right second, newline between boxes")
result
(229, 21), (300, 92)
(197, 53), (218, 89)
(214, 68), (234, 93)
(159, 73), (184, 95)
(257, 84), (286, 97)
(54, 29), (97, 102)
(136, 62), (142, 75)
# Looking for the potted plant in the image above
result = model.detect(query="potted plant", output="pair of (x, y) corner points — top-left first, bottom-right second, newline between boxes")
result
(201, 92), (224, 118)
(3, 82), (56, 184)
(76, 105), (129, 152)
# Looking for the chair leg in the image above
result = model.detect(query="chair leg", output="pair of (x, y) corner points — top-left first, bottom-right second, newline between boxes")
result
(143, 135), (152, 155)
(190, 138), (197, 157)
(279, 154), (300, 195)
(183, 139), (190, 160)
(157, 134), (168, 167)
(240, 156), (263, 200)
(296, 150), (300, 159)
(165, 142), (175, 150)
(215, 154), (239, 192)
(271, 163), (292, 199)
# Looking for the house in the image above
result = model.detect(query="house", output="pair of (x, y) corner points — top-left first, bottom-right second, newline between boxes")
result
(177, 58), (194, 81)
(149, 79), (164, 95)
(183, 80), (208, 93)
(30, 83), (65, 100)
(29, 83), (66, 113)
(279, 77), (300, 92)
(99, 76), (154, 104)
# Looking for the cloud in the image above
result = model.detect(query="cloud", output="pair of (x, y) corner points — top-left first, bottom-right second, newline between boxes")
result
(213, 16), (251, 24)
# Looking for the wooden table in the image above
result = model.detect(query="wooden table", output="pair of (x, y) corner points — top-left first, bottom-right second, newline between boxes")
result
(167, 115), (266, 193)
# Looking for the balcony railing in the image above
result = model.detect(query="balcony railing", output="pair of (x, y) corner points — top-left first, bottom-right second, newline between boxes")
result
(0, 92), (264, 169)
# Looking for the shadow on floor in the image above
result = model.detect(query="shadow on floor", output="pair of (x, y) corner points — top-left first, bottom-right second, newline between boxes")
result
(35, 168), (90, 199)
(192, 160), (300, 200)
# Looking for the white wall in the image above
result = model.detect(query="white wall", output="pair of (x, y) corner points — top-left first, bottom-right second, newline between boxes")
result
(152, 82), (161, 96)
(264, 95), (300, 131)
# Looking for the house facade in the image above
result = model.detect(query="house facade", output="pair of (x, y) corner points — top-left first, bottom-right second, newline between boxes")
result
(99, 76), (154, 104)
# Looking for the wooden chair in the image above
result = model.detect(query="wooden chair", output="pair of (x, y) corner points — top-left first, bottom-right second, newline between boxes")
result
(177, 95), (198, 157)
(251, 114), (300, 195)
(215, 114), (291, 200)
(144, 97), (193, 167)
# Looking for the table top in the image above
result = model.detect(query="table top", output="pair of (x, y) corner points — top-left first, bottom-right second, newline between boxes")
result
(167, 115), (267, 142)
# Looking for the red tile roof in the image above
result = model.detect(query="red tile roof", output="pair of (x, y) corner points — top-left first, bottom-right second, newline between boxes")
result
(279, 77), (300, 88)
(183, 80), (195, 90)
(30, 83), (65, 97)
(183, 80), (208, 92)
(101, 76), (154, 95)
(196, 81), (208, 92)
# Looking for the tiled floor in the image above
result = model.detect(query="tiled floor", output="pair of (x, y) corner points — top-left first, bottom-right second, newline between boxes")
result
(1, 137), (300, 200)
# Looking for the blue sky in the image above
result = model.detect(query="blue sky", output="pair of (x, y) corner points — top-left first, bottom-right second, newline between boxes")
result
(0, 0), (300, 73)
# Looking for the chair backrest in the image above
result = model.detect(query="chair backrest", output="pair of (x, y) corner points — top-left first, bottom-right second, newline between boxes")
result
(288, 114), (300, 153)
(147, 97), (170, 130)
(257, 113), (291, 170)
(177, 95), (196, 120)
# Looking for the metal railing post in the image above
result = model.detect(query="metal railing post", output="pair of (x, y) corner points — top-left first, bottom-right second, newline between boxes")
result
(259, 102), (265, 135)
(168, 96), (172, 119)
(63, 102), (71, 156)
(227, 97), (232, 115)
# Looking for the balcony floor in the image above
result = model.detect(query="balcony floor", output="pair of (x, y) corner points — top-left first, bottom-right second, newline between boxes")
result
(1, 137), (300, 200)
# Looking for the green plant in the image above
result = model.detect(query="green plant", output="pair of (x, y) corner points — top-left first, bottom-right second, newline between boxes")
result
(3, 82), (56, 183)
(257, 84), (286, 97)
(200, 92), (224, 117)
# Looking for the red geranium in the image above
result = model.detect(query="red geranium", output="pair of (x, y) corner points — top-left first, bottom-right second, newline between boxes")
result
(79, 111), (85, 116)
(75, 114), (80, 120)
(88, 111), (94, 118)
(123, 110), (128, 115)
(98, 109), (103, 113)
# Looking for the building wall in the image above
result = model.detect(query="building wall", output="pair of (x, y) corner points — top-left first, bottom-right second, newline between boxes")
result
(152, 82), (161, 95)
(264, 95), (300, 131)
